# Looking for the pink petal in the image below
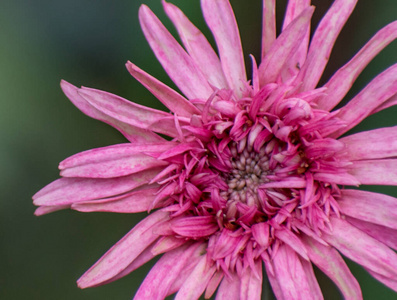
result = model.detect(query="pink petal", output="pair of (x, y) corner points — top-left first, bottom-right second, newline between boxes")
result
(301, 234), (362, 300)
(274, 228), (309, 261)
(125, 61), (200, 117)
(282, 0), (311, 29)
(77, 87), (182, 138)
(317, 21), (397, 111)
(215, 272), (241, 300)
(204, 271), (224, 299)
(372, 92), (397, 114)
(259, 6), (314, 85)
(323, 216), (397, 279)
(240, 261), (262, 300)
(171, 216), (219, 238)
(162, 1), (228, 89)
(139, 5), (213, 100)
(77, 210), (169, 288)
(71, 186), (160, 213)
(340, 126), (397, 160)
(367, 269), (397, 292)
(348, 159), (397, 185)
(299, 258), (324, 300)
(339, 189), (397, 230)
(174, 256), (216, 300)
(33, 168), (163, 206)
(133, 243), (204, 300)
(201, 0), (246, 97)
(34, 205), (69, 216)
(60, 80), (164, 143)
(332, 64), (397, 137)
(293, 0), (358, 92)
(251, 222), (270, 248)
(261, 0), (276, 58)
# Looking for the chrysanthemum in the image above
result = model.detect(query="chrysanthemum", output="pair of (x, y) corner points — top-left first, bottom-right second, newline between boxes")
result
(34, 0), (397, 299)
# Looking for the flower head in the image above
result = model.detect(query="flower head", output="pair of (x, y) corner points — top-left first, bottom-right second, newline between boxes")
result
(34, 0), (397, 299)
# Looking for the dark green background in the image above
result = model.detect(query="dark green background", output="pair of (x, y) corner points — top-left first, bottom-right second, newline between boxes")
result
(1, 0), (396, 299)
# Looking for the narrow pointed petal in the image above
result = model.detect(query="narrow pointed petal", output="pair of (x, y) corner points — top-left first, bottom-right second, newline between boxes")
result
(323, 217), (397, 279)
(33, 168), (163, 206)
(317, 21), (397, 110)
(274, 228), (309, 260)
(139, 5), (213, 100)
(174, 256), (216, 300)
(299, 259), (324, 300)
(259, 7), (314, 85)
(339, 189), (397, 230)
(215, 273), (241, 300)
(60, 80), (164, 143)
(261, 0), (276, 58)
(282, 0), (311, 29)
(34, 205), (69, 216)
(59, 145), (169, 178)
(71, 186), (160, 213)
(126, 62), (200, 117)
(240, 261), (262, 300)
(205, 271), (224, 299)
(77, 211), (169, 288)
(171, 216), (218, 238)
(372, 92), (397, 114)
(162, 1), (228, 89)
(301, 235), (362, 300)
(294, 0), (357, 92)
(332, 64), (397, 137)
(77, 87), (182, 138)
(201, 0), (246, 97)
(134, 243), (203, 300)
(367, 269), (397, 293)
(340, 126), (397, 160)
(348, 159), (397, 185)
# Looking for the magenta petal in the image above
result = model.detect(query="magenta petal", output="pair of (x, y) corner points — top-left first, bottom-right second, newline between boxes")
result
(126, 61), (200, 117)
(215, 272), (241, 300)
(77, 211), (169, 288)
(274, 229), (309, 261)
(171, 216), (218, 238)
(339, 189), (397, 230)
(201, 0), (246, 97)
(33, 168), (163, 206)
(323, 217), (397, 279)
(240, 261), (262, 300)
(60, 80), (164, 143)
(348, 159), (397, 185)
(301, 235), (362, 300)
(139, 5), (213, 100)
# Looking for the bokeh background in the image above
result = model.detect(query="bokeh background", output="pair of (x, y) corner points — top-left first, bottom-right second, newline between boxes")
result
(1, 0), (396, 299)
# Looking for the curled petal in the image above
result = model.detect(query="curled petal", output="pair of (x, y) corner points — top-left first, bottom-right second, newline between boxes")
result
(171, 216), (218, 238)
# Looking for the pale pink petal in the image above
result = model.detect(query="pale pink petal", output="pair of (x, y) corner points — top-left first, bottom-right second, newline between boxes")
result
(77, 210), (169, 288)
(33, 168), (163, 206)
(340, 126), (397, 160)
(126, 62), (200, 117)
(139, 5), (213, 100)
(261, 0), (276, 58)
(174, 256), (216, 300)
(299, 258), (324, 300)
(240, 261), (262, 300)
(201, 0), (246, 97)
(204, 271), (224, 299)
(372, 92), (397, 114)
(59, 145), (169, 178)
(150, 235), (187, 256)
(346, 216), (397, 251)
(71, 186), (160, 213)
(264, 261), (284, 300)
(323, 216), (397, 279)
(348, 159), (397, 185)
(133, 243), (204, 300)
(301, 235), (362, 300)
(34, 205), (69, 216)
(259, 7), (314, 85)
(215, 272), (240, 300)
(162, 1), (228, 89)
(339, 189), (397, 230)
(282, 0), (311, 29)
(60, 80), (164, 143)
(332, 64), (397, 137)
(274, 228), (309, 260)
(294, 0), (358, 92)
(271, 244), (315, 299)
(317, 21), (397, 111)
(77, 87), (184, 138)
(367, 269), (397, 292)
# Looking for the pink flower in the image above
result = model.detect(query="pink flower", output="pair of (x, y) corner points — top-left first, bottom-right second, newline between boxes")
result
(33, 0), (397, 299)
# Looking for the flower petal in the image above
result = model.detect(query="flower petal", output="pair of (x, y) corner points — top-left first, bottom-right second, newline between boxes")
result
(259, 6), (314, 85)
(60, 80), (164, 143)
(240, 261), (263, 300)
(339, 189), (397, 230)
(162, 0), (228, 89)
(171, 216), (218, 238)
(323, 216), (397, 279)
(274, 228), (309, 261)
(215, 272), (241, 300)
(294, 0), (358, 92)
(301, 234), (362, 300)
(348, 159), (397, 185)
(125, 62), (200, 117)
(77, 210), (169, 288)
(367, 269), (397, 292)
(139, 5), (213, 100)
(261, 0), (276, 58)
(317, 21), (397, 111)
(201, 0), (246, 97)
(340, 126), (397, 160)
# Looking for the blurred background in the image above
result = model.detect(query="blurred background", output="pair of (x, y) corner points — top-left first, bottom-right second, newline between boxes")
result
(0, 0), (396, 299)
